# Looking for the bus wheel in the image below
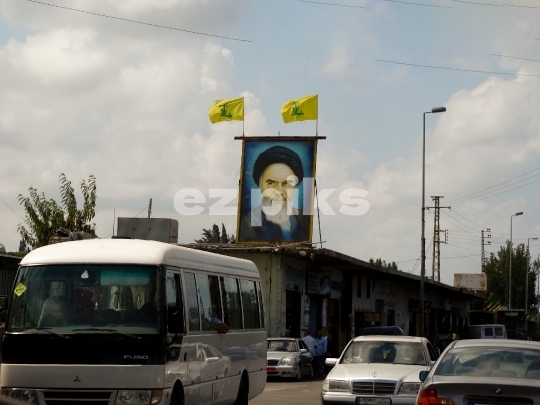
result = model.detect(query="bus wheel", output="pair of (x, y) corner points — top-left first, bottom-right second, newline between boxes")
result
(170, 385), (184, 405)
(234, 377), (248, 405)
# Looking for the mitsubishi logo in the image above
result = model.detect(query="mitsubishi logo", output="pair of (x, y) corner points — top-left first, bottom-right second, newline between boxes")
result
(74, 375), (81, 383)
(372, 370), (377, 378)
(494, 386), (502, 395)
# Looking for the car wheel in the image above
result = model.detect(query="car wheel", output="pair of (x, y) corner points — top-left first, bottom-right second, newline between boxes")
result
(296, 366), (303, 381)
(234, 377), (248, 405)
(170, 385), (184, 405)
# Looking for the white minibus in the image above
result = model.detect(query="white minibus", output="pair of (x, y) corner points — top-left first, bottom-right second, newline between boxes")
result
(0, 239), (266, 405)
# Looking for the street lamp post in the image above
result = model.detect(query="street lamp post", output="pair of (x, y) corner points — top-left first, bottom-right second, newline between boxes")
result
(526, 238), (538, 314)
(420, 106), (446, 338)
(509, 212), (523, 309)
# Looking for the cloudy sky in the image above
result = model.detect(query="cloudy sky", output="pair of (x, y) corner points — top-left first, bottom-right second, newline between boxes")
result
(1, 0), (539, 286)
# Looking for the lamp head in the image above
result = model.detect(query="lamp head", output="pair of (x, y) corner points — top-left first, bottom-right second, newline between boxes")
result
(515, 212), (523, 216)
(431, 107), (446, 113)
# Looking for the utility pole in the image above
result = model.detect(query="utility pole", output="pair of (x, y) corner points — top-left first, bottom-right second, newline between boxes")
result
(428, 196), (450, 282)
(481, 229), (491, 271)
(148, 198), (152, 218)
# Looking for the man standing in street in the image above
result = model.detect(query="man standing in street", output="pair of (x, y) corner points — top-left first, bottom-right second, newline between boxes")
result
(302, 328), (316, 358)
(314, 330), (327, 379)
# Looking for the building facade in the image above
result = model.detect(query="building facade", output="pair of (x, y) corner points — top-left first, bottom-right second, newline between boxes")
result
(184, 244), (483, 355)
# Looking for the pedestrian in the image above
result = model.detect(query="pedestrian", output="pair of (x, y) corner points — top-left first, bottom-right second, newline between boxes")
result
(302, 328), (316, 357)
(314, 330), (328, 378)
(283, 328), (291, 337)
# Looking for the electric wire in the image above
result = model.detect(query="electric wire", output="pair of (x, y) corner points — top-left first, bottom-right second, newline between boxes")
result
(383, 0), (453, 7)
(452, 177), (540, 206)
(0, 198), (25, 220)
(448, 209), (489, 230)
(27, 0), (252, 42)
(376, 59), (540, 77)
(491, 54), (540, 62)
(447, 167), (540, 204)
(298, 0), (364, 7)
(133, 205), (149, 218)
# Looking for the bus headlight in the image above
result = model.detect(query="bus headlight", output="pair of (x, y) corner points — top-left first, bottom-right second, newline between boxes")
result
(116, 390), (162, 404)
(2, 389), (38, 403)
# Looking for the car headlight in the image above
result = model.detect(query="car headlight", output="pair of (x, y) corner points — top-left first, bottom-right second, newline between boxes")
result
(322, 380), (350, 392)
(115, 390), (162, 405)
(280, 357), (295, 366)
(398, 382), (421, 395)
(1, 389), (38, 403)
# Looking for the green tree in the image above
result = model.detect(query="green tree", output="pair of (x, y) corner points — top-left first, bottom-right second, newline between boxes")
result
(484, 242), (537, 311)
(17, 173), (97, 249)
(369, 257), (398, 271)
(195, 223), (234, 243)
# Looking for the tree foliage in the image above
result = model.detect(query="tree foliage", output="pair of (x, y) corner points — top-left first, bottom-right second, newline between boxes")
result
(195, 223), (234, 243)
(484, 242), (538, 312)
(17, 173), (97, 249)
(369, 257), (399, 271)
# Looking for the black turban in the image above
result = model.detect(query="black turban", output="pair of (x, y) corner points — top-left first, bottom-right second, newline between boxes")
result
(252, 145), (304, 185)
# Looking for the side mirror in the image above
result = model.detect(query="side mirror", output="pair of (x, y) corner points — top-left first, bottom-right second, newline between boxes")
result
(0, 295), (7, 323)
(300, 348), (308, 354)
(167, 306), (185, 334)
(419, 370), (429, 382)
(325, 358), (338, 367)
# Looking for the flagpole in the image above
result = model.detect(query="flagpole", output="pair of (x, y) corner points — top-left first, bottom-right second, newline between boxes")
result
(316, 119), (318, 136)
(315, 180), (323, 249)
(243, 119), (245, 137)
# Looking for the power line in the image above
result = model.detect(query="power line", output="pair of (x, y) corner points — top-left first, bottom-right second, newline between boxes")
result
(453, 177), (540, 207)
(449, 209), (488, 229)
(491, 54), (540, 63)
(445, 211), (482, 232)
(383, 0), (453, 8)
(27, 0), (252, 42)
(298, 0), (364, 7)
(447, 168), (540, 204)
(0, 198), (25, 220)
(450, 0), (540, 8)
(133, 205), (149, 218)
(376, 59), (540, 77)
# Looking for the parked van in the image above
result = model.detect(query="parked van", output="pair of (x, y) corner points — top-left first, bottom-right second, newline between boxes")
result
(465, 324), (507, 339)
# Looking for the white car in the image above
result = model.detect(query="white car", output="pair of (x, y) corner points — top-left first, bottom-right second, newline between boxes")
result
(321, 336), (439, 405)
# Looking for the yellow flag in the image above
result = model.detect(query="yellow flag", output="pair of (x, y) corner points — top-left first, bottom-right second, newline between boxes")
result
(281, 94), (318, 123)
(208, 97), (244, 124)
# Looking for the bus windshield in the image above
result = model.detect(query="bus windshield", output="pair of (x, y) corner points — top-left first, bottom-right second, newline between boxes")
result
(7, 265), (160, 335)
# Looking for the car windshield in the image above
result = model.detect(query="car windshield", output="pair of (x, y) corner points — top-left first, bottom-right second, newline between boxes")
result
(340, 341), (427, 365)
(7, 265), (160, 335)
(268, 340), (297, 352)
(435, 346), (540, 379)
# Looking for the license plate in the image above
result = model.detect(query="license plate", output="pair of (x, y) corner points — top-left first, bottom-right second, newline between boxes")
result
(267, 367), (276, 372)
(356, 398), (391, 405)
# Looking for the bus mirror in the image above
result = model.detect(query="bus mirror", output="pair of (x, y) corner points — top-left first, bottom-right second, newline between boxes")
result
(0, 295), (7, 323)
(167, 306), (184, 334)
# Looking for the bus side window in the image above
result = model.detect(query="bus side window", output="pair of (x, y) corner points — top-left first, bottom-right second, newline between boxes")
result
(195, 274), (224, 332)
(166, 272), (184, 334)
(221, 277), (242, 329)
(240, 280), (260, 329)
(184, 272), (200, 332)
(257, 281), (265, 329)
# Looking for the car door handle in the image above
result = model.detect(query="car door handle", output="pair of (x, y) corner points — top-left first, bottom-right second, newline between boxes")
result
(207, 357), (219, 362)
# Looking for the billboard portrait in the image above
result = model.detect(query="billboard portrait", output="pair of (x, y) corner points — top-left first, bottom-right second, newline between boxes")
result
(237, 138), (317, 244)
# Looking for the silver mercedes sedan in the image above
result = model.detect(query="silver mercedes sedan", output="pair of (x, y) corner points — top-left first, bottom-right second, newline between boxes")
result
(322, 336), (438, 405)
(418, 339), (540, 405)
(267, 337), (314, 380)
